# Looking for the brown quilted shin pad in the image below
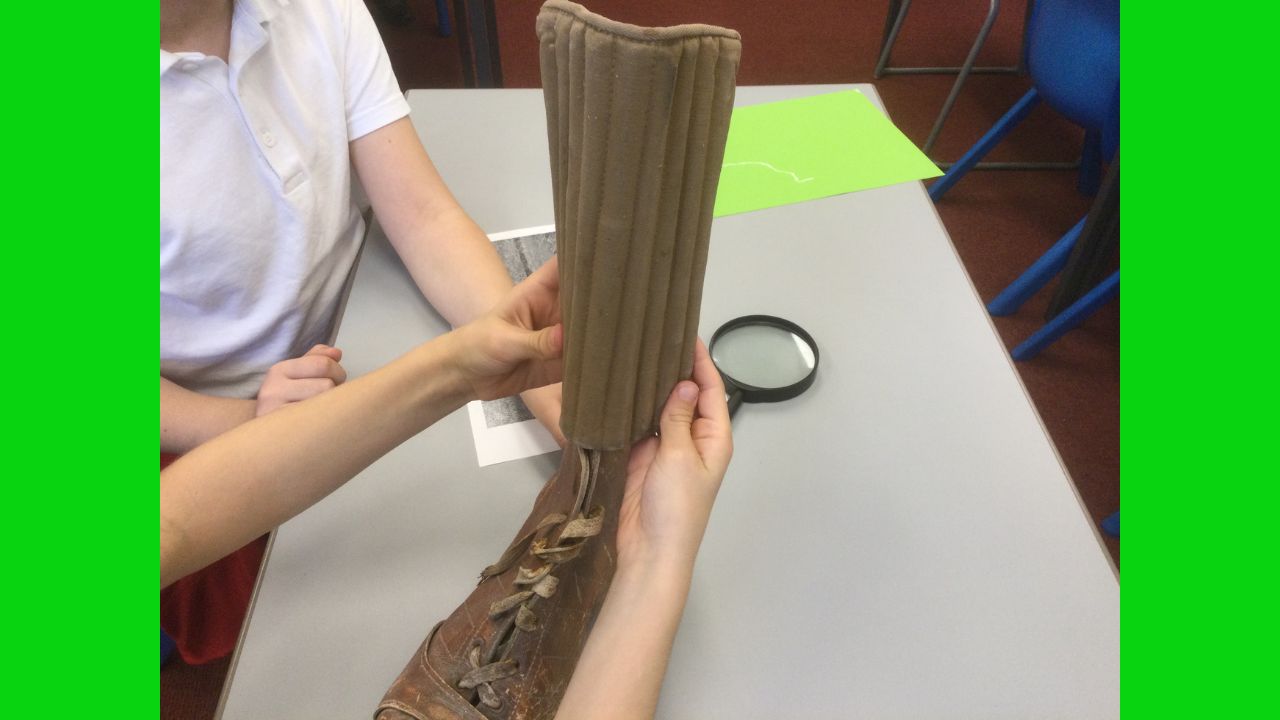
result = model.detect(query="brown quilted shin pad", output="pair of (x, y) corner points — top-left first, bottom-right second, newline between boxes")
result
(543, 1), (741, 449)
(376, 3), (740, 718)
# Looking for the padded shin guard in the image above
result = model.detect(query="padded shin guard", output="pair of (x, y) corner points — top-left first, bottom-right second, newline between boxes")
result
(376, 4), (739, 719)
(541, 0), (741, 449)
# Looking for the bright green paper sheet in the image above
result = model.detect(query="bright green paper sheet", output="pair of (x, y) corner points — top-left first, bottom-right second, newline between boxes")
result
(713, 90), (942, 217)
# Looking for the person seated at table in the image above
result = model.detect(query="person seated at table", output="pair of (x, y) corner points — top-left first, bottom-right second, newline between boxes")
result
(161, 0), (561, 662)
(161, 260), (734, 719)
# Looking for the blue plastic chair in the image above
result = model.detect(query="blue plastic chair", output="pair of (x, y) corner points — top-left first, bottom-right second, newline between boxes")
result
(929, 0), (1119, 201)
(1100, 511), (1119, 537)
(162, 628), (176, 666)
(987, 216), (1088, 318)
(987, 148), (1117, 360)
(435, 0), (452, 37)
(1010, 269), (1118, 360)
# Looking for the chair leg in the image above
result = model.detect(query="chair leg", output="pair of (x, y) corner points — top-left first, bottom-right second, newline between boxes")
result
(435, 0), (452, 37)
(1077, 129), (1102, 195)
(875, 0), (913, 78)
(988, 217), (1086, 316)
(1011, 270), (1118, 360)
(879, 0), (904, 51)
(1017, 0), (1038, 74)
(922, 0), (1002, 156)
(929, 88), (1040, 202)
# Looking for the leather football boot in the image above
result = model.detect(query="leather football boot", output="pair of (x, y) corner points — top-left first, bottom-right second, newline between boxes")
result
(376, 4), (740, 718)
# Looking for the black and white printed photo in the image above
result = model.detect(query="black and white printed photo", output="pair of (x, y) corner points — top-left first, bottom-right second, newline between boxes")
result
(481, 229), (557, 429)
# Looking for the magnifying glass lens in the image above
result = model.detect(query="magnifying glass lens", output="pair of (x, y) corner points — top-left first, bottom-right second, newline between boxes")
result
(711, 323), (816, 389)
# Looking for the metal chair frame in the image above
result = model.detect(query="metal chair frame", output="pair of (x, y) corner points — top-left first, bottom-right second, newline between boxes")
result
(875, 0), (1075, 171)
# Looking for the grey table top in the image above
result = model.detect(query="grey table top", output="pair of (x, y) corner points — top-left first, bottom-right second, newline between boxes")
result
(217, 84), (1118, 719)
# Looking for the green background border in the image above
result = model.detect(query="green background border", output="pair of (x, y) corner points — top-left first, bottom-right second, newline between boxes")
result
(1124, 2), (1273, 718)
(8, 2), (154, 716)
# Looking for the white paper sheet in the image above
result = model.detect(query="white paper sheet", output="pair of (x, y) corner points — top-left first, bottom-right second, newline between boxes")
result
(467, 225), (560, 467)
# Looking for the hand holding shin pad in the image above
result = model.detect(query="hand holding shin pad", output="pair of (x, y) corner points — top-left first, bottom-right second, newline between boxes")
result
(376, 3), (740, 718)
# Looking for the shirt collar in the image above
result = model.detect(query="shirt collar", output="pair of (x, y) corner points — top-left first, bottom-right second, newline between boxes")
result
(159, 0), (289, 76)
(160, 51), (180, 75)
(239, 0), (290, 25)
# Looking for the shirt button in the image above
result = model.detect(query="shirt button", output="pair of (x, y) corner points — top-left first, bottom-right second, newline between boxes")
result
(180, 61), (198, 72)
(262, 131), (276, 148)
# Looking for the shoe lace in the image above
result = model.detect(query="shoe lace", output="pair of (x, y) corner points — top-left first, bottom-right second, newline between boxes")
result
(458, 448), (603, 709)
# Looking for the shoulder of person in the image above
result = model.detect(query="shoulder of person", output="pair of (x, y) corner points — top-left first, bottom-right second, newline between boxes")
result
(262, 0), (364, 27)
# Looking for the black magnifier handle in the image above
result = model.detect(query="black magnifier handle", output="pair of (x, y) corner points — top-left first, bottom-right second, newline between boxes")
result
(726, 386), (744, 419)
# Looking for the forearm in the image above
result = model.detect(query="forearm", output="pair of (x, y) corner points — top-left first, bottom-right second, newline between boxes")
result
(160, 334), (472, 588)
(160, 377), (255, 454)
(393, 205), (514, 327)
(555, 559), (696, 720)
(393, 200), (567, 439)
(353, 118), (513, 327)
(354, 119), (562, 435)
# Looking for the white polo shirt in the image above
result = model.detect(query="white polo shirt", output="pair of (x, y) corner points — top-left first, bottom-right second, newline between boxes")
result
(160, 0), (410, 398)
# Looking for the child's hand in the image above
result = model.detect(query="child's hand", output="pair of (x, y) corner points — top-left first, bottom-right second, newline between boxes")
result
(616, 340), (733, 574)
(449, 257), (563, 402)
(255, 344), (348, 417)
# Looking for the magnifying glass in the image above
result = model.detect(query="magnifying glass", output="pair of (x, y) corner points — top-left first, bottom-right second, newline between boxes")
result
(708, 315), (820, 418)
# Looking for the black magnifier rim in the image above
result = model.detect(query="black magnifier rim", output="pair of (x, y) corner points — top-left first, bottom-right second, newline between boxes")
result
(709, 314), (820, 404)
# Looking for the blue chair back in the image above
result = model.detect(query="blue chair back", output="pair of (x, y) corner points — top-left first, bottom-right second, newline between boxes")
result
(1026, 0), (1120, 154)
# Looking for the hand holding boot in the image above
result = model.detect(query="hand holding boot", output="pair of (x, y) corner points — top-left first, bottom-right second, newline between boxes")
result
(554, 340), (733, 720)
(616, 339), (733, 574)
(449, 256), (564, 402)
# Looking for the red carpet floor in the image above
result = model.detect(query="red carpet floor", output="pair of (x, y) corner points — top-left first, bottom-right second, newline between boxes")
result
(161, 1), (1118, 716)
